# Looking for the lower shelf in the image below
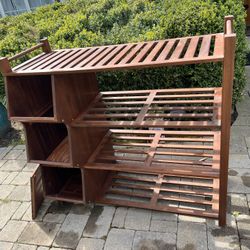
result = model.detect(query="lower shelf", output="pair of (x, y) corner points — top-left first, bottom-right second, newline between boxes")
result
(85, 129), (221, 178)
(96, 171), (219, 218)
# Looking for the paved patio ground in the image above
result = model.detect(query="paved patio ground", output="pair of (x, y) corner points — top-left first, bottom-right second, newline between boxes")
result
(0, 68), (250, 250)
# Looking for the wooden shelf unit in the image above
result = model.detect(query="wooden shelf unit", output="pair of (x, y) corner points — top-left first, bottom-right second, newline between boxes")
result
(0, 16), (236, 226)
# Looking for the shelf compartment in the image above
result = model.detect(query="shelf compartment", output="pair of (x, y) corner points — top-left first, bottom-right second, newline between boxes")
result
(42, 166), (83, 203)
(24, 123), (71, 166)
(85, 129), (220, 178)
(96, 171), (219, 219)
(6, 75), (55, 121)
(73, 87), (222, 128)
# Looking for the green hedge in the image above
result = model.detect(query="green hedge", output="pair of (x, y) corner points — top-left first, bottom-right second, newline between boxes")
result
(0, 0), (247, 104)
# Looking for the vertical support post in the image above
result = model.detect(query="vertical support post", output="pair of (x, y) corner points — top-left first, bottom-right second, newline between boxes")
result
(219, 16), (236, 226)
(0, 57), (12, 74)
(40, 38), (52, 53)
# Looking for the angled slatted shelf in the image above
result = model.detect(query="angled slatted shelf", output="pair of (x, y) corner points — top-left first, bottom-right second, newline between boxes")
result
(96, 171), (219, 219)
(2, 33), (224, 76)
(85, 129), (221, 178)
(73, 87), (222, 128)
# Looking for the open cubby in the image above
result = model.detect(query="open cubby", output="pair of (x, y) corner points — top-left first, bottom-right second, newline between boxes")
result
(42, 166), (83, 203)
(6, 75), (54, 121)
(24, 123), (71, 166)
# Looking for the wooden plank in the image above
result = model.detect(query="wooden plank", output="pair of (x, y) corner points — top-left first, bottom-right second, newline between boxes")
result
(143, 40), (166, 62)
(199, 36), (212, 57)
(219, 21), (236, 226)
(130, 42), (156, 63)
(169, 38), (188, 60)
(118, 42), (146, 64)
(30, 166), (44, 219)
(184, 36), (199, 58)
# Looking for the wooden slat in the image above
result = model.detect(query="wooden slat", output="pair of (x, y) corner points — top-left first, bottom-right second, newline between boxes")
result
(199, 36), (212, 57)
(76, 47), (109, 68)
(64, 48), (97, 68)
(143, 40), (166, 62)
(94, 45), (126, 67)
(169, 38), (188, 60)
(118, 43), (146, 64)
(155, 40), (176, 61)
(85, 46), (117, 67)
(130, 42), (156, 63)
(50, 49), (89, 69)
(184, 36), (200, 58)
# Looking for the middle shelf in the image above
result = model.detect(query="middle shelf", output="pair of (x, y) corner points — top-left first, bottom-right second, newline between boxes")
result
(73, 87), (222, 128)
(85, 129), (221, 177)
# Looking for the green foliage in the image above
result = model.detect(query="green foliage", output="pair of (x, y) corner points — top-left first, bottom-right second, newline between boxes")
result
(0, 0), (247, 104)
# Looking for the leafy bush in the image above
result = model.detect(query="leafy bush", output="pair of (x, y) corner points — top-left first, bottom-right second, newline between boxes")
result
(0, 0), (247, 104)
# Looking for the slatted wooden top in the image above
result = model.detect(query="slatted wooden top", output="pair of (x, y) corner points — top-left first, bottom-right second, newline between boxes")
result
(8, 33), (224, 76)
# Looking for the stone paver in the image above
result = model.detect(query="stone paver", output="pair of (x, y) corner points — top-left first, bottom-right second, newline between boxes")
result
(3, 150), (23, 160)
(12, 243), (37, 250)
(18, 222), (60, 246)
(0, 146), (13, 159)
(151, 211), (178, 222)
(12, 202), (30, 220)
(11, 172), (32, 185)
(43, 213), (66, 223)
(236, 215), (250, 240)
(207, 215), (240, 250)
(22, 163), (39, 172)
(124, 208), (151, 231)
(0, 171), (9, 184)
(0, 241), (13, 250)
(228, 194), (249, 215)
(241, 240), (250, 250)
(8, 185), (31, 201)
(0, 160), (7, 168)
(112, 207), (127, 228)
(0, 200), (20, 229)
(132, 231), (176, 250)
(0, 220), (27, 242)
(104, 228), (135, 250)
(2, 172), (19, 185)
(76, 238), (105, 250)
(229, 154), (250, 169)
(0, 184), (15, 199)
(150, 220), (177, 233)
(53, 209), (91, 248)
(82, 206), (115, 239)
(177, 222), (207, 250)
(0, 160), (26, 172)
